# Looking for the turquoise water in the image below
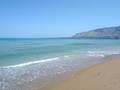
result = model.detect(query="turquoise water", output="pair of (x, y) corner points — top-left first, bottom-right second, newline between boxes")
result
(0, 38), (120, 66)
(1, 38), (120, 90)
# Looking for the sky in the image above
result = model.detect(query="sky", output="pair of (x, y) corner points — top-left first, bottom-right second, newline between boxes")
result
(0, 0), (120, 38)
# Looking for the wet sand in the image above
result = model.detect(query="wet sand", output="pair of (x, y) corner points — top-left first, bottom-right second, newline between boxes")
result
(48, 55), (120, 90)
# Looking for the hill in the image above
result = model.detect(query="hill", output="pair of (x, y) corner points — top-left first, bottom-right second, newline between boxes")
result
(73, 26), (120, 39)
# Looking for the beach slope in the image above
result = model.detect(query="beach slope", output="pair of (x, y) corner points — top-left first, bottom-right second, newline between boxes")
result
(50, 55), (120, 90)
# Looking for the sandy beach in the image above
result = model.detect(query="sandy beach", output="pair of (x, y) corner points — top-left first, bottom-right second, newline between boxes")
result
(48, 55), (120, 90)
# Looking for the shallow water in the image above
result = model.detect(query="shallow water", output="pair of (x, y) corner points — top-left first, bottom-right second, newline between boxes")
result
(0, 38), (120, 90)
(0, 38), (120, 66)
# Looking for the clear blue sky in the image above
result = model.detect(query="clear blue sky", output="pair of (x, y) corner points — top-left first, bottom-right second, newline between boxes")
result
(0, 0), (120, 38)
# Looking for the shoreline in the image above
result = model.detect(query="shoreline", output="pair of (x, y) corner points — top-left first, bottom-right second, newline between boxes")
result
(47, 54), (120, 90)
(1, 54), (120, 90)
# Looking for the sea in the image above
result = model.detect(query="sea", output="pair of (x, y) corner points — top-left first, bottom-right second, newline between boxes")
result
(0, 38), (120, 90)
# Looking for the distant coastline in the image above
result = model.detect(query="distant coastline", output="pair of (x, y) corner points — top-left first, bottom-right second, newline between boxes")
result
(72, 26), (120, 39)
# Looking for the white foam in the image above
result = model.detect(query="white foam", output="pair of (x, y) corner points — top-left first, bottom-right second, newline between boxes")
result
(87, 51), (105, 57)
(87, 50), (120, 57)
(2, 57), (59, 68)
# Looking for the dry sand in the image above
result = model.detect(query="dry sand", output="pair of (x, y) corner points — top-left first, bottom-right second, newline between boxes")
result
(49, 55), (120, 90)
